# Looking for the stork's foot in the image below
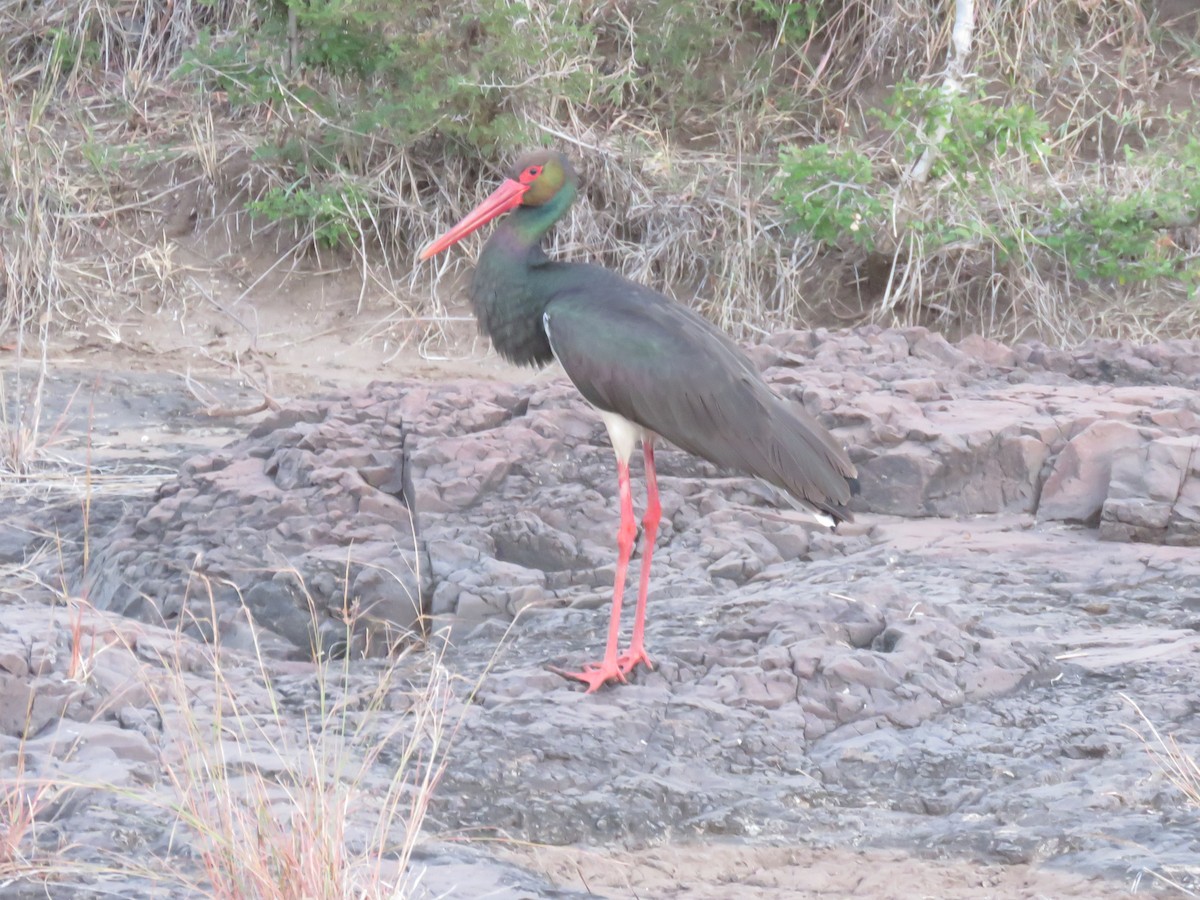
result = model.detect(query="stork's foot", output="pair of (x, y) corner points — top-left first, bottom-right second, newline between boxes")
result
(550, 659), (626, 693)
(617, 644), (653, 676)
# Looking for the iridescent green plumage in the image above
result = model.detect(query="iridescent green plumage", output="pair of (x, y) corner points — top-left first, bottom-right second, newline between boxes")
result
(467, 150), (856, 521)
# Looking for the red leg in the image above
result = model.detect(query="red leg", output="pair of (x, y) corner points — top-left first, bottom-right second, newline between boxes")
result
(553, 459), (637, 692)
(618, 440), (659, 675)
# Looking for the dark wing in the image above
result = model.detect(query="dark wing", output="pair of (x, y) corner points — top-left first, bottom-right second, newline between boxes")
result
(540, 271), (856, 520)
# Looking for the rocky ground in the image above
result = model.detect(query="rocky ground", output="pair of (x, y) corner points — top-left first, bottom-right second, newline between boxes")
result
(2, 326), (1200, 897)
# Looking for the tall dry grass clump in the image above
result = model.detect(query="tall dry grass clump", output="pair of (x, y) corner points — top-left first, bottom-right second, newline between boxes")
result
(0, 0), (257, 332)
(0, 577), (458, 898)
(143, 608), (454, 898)
(1123, 694), (1200, 895)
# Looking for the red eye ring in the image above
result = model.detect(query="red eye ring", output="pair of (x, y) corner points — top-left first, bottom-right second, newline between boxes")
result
(522, 165), (542, 183)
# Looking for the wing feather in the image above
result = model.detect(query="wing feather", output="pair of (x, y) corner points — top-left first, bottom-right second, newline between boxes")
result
(541, 278), (855, 520)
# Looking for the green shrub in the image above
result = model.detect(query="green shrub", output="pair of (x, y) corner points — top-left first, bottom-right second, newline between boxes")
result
(776, 144), (885, 249)
(875, 80), (1049, 181)
(181, 30), (287, 107)
(247, 180), (368, 249)
(175, 1), (599, 246)
(182, 2), (577, 151)
(747, 0), (825, 45)
(778, 81), (1199, 295)
(1043, 142), (1200, 286)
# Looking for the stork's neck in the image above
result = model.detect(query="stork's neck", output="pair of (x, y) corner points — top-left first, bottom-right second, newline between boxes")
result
(469, 183), (577, 368)
(510, 179), (577, 249)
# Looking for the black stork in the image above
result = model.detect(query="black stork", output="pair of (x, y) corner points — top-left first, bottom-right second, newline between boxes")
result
(419, 150), (856, 692)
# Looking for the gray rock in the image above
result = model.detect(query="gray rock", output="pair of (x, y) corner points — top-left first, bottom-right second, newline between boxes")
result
(1101, 435), (1200, 545)
(7, 331), (1200, 896)
(56, 391), (430, 660)
(1038, 420), (1149, 524)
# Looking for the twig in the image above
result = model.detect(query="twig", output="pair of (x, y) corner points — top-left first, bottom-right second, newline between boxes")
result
(178, 350), (282, 418)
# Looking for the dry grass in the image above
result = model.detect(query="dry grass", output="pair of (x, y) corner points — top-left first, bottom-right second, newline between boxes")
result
(0, 334), (51, 478)
(0, 0), (242, 334)
(0, 722), (69, 888)
(0, 580), (458, 898)
(1125, 695), (1200, 811)
(0, 0), (1197, 357)
(1123, 694), (1200, 896)
(0, 426), (455, 897)
(866, 145), (1200, 345)
(143, 600), (453, 898)
(0, 337), (171, 516)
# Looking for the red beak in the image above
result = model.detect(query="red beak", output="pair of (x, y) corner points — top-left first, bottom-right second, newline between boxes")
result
(418, 177), (529, 261)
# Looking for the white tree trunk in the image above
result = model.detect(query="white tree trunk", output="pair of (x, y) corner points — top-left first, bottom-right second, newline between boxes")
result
(908, 0), (976, 186)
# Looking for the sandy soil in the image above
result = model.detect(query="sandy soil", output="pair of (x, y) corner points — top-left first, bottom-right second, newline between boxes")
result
(503, 843), (1144, 899)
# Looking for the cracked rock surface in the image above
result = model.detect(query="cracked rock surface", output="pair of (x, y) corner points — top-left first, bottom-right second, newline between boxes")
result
(4, 327), (1200, 897)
